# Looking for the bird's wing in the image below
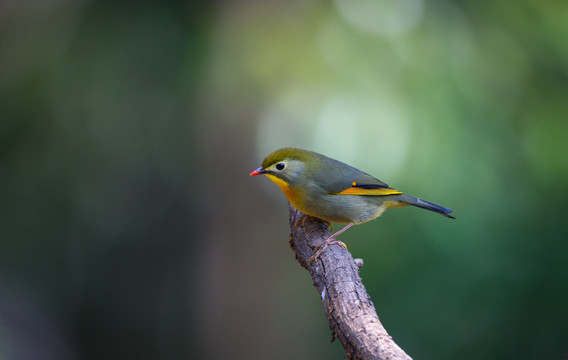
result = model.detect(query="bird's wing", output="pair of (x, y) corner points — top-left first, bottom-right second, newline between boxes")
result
(333, 172), (403, 196)
(312, 159), (402, 196)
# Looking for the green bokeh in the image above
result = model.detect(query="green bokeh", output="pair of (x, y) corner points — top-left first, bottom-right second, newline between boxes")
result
(1, 1), (567, 359)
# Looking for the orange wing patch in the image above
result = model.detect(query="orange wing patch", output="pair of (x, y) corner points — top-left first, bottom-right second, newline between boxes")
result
(336, 181), (403, 196)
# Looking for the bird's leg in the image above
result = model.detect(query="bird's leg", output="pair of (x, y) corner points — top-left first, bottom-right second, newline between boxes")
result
(308, 223), (353, 264)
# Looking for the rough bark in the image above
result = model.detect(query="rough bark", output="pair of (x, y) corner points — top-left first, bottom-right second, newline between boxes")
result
(288, 203), (412, 360)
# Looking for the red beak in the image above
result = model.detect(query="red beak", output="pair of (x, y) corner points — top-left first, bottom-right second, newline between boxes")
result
(249, 167), (265, 176)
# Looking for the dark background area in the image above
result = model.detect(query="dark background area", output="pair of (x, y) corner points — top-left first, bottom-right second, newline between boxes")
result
(1, 0), (567, 359)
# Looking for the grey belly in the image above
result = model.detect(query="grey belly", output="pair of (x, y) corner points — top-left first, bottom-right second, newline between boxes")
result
(302, 194), (388, 224)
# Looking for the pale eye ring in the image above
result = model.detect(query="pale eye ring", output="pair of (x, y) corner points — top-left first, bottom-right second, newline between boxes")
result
(276, 162), (286, 171)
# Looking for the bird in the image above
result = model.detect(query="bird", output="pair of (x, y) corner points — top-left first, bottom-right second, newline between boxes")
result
(250, 147), (455, 262)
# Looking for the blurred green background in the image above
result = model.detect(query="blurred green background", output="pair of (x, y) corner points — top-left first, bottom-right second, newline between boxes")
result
(1, 0), (567, 359)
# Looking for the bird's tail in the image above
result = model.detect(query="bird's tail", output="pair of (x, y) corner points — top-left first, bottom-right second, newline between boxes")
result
(399, 194), (455, 219)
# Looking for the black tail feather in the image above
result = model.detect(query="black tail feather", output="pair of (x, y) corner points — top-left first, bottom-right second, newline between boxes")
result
(402, 195), (455, 219)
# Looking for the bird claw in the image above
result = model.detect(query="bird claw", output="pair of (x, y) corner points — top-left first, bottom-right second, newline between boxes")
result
(307, 239), (348, 265)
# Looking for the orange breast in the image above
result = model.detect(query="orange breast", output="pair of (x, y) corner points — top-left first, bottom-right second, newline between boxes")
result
(265, 174), (303, 209)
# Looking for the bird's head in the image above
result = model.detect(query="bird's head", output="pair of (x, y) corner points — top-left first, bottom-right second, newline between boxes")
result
(250, 147), (312, 187)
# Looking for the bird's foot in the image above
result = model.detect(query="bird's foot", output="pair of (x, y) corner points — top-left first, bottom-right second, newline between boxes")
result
(308, 238), (347, 265)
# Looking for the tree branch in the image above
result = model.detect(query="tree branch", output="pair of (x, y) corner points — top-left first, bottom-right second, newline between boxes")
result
(288, 203), (412, 360)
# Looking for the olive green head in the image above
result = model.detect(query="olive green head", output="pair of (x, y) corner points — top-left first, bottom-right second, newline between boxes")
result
(249, 147), (315, 185)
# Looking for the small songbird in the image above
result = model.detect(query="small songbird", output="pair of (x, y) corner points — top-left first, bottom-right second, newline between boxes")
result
(250, 147), (455, 262)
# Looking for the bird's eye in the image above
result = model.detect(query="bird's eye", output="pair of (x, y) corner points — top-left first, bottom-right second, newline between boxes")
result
(276, 162), (286, 171)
